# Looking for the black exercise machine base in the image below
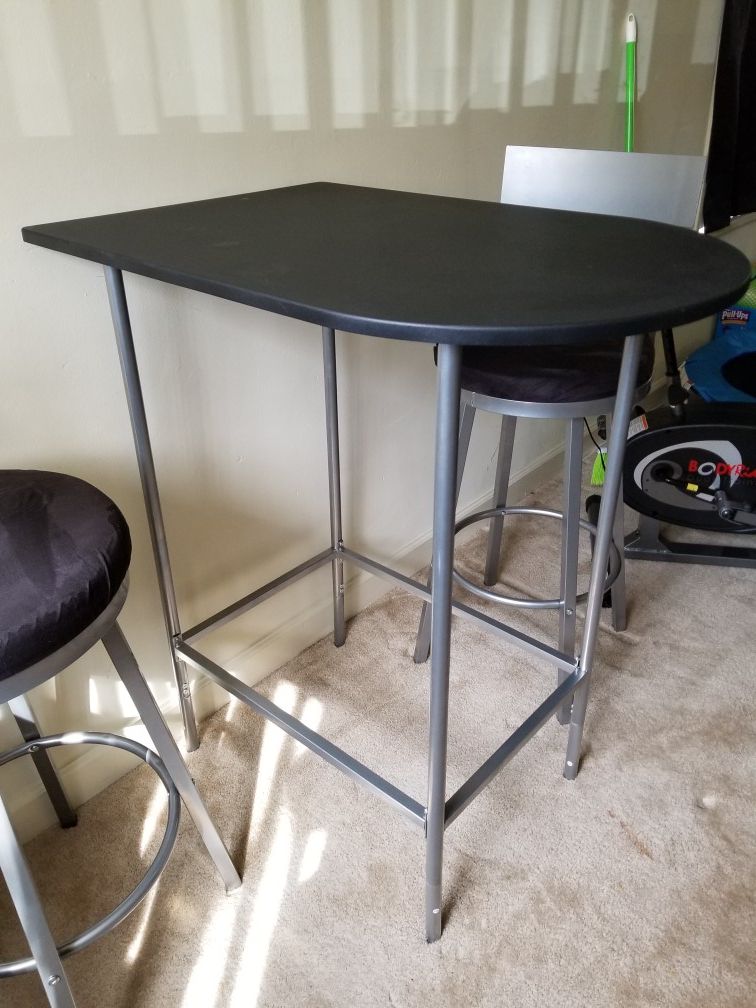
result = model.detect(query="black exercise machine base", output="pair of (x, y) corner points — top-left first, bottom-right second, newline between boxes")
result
(624, 525), (756, 569)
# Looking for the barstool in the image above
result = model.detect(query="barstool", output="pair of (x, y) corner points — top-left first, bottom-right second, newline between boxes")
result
(0, 470), (240, 1008)
(414, 147), (707, 724)
(414, 342), (653, 711)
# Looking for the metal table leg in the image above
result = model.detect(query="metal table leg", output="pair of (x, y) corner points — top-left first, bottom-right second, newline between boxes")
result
(104, 267), (199, 752)
(607, 414), (628, 632)
(322, 327), (346, 647)
(557, 417), (584, 725)
(425, 343), (462, 942)
(414, 400), (475, 665)
(563, 333), (643, 779)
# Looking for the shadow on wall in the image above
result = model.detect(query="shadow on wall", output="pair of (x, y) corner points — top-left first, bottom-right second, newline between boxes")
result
(0, 0), (722, 174)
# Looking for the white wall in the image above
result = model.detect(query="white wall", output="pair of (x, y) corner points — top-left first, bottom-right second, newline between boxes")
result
(1, 0), (732, 839)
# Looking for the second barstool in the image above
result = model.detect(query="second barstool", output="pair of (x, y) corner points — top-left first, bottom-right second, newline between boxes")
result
(414, 146), (707, 724)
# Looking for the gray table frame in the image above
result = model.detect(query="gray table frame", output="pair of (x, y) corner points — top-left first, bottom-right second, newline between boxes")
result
(103, 265), (643, 941)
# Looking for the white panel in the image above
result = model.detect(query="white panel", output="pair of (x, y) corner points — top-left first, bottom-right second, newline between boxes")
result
(502, 146), (706, 228)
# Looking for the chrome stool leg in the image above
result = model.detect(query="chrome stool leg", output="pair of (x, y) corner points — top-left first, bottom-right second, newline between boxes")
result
(8, 697), (77, 829)
(607, 412), (628, 632)
(483, 414), (517, 586)
(0, 794), (76, 1008)
(610, 481), (628, 631)
(101, 624), (241, 893)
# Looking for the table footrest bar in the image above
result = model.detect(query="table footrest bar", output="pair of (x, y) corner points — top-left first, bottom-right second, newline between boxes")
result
(176, 642), (426, 827)
(444, 667), (585, 828)
(340, 547), (576, 673)
(183, 547), (335, 643)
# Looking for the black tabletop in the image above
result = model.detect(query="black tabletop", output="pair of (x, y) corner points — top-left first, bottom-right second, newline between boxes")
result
(22, 182), (750, 346)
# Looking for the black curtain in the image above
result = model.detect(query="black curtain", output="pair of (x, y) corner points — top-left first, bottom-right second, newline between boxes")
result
(703, 0), (756, 232)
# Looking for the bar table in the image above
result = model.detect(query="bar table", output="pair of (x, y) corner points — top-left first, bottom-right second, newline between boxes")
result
(23, 182), (750, 941)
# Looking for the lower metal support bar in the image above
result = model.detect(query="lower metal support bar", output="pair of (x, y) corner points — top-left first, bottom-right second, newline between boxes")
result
(176, 642), (425, 827)
(182, 547), (334, 643)
(340, 546), (576, 674)
(445, 667), (584, 828)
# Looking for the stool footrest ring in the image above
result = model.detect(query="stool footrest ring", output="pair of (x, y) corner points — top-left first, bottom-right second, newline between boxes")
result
(0, 731), (181, 978)
(453, 506), (621, 609)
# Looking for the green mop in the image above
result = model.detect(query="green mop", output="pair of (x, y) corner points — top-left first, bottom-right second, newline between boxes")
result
(624, 13), (636, 155)
(591, 11), (636, 487)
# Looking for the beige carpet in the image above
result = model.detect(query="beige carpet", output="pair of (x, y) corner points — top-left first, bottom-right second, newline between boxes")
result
(2, 475), (755, 1008)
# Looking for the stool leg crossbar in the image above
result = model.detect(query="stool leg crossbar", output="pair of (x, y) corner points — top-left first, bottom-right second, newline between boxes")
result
(105, 261), (644, 940)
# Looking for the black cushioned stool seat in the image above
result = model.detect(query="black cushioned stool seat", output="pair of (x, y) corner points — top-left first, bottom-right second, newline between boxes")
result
(0, 471), (131, 680)
(460, 334), (655, 403)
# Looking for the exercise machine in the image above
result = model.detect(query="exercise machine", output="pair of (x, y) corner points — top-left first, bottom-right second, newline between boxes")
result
(624, 327), (756, 568)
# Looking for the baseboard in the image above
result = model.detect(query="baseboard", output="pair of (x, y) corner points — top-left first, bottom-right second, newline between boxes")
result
(8, 428), (573, 843)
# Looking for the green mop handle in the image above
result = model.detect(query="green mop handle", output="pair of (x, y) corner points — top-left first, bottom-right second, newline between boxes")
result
(625, 13), (636, 152)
